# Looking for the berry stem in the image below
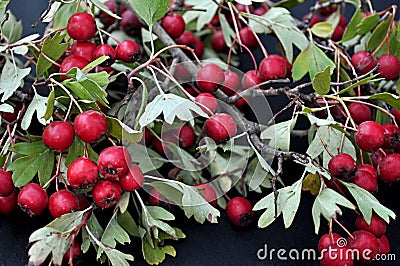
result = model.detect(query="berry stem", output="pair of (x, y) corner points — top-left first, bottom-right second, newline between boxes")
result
(50, 78), (83, 113)
(333, 218), (354, 240)
(372, 5), (397, 57)
(228, 2), (242, 46)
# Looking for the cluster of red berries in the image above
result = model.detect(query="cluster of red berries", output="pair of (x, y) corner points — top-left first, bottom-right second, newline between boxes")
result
(319, 214), (389, 265)
(351, 50), (400, 80)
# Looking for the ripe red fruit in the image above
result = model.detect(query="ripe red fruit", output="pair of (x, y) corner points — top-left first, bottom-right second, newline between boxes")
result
(98, 146), (132, 180)
(196, 64), (225, 92)
(347, 230), (379, 264)
(351, 168), (377, 192)
(92, 180), (122, 208)
(67, 12), (96, 41)
(17, 183), (48, 216)
(221, 71), (240, 95)
(226, 197), (255, 227)
(382, 123), (400, 149)
(205, 113), (237, 142)
(119, 164), (144, 191)
(317, 0), (338, 16)
(1, 104), (21, 123)
(242, 70), (262, 90)
(63, 240), (82, 262)
(152, 132), (175, 155)
(259, 55), (287, 81)
(178, 125), (195, 148)
(254, 7), (269, 16)
(0, 169), (13, 197)
(59, 55), (89, 79)
(320, 244), (354, 266)
(143, 127), (152, 146)
(174, 64), (192, 81)
(0, 189), (17, 214)
(71, 41), (96, 61)
(115, 40), (141, 63)
(377, 54), (400, 80)
(99, 0), (126, 27)
(302, 13), (322, 26)
(355, 121), (385, 152)
(348, 103), (371, 124)
(328, 153), (356, 179)
(76, 194), (90, 210)
(67, 157), (99, 189)
(392, 108), (400, 124)
(161, 13), (185, 39)
(370, 149), (389, 168)
(92, 44), (116, 66)
(357, 164), (377, 179)
(377, 153), (400, 182)
(234, 91), (249, 109)
(351, 50), (377, 75)
(355, 214), (387, 238)
(48, 190), (79, 218)
(175, 30), (196, 48)
(236, 3), (254, 13)
(195, 183), (217, 206)
(318, 233), (342, 252)
(120, 10), (144, 36)
(377, 235), (390, 255)
(74, 110), (108, 143)
(42, 121), (75, 152)
(239, 27), (257, 49)
(194, 39), (204, 58)
(211, 30), (227, 53)
(331, 25), (345, 42)
(195, 93), (218, 115)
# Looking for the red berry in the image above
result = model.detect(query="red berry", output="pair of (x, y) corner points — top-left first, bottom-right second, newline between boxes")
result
(382, 123), (400, 149)
(226, 197), (255, 227)
(42, 121), (75, 152)
(205, 113), (237, 142)
(377, 54), (400, 80)
(196, 64), (225, 92)
(143, 127), (152, 146)
(318, 233), (342, 252)
(119, 164), (144, 191)
(48, 190), (79, 218)
(92, 180), (122, 208)
(351, 168), (377, 192)
(174, 64), (192, 81)
(239, 27), (257, 49)
(242, 70), (262, 90)
(1, 104), (21, 123)
(234, 91), (249, 109)
(348, 103), (371, 124)
(194, 38), (204, 58)
(59, 55), (89, 79)
(18, 183), (48, 216)
(320, 244), (354, 266)
(76, 194), (90, 210)
(347, 230), (379, 264)
(211, 30), (227, 53)
(178, 125), (195, 148)
(355, 121), (385, 152)
(161, 13), (185, 39)
(99, 0), (126, 27)
(63, 240), (82, 262)
(195, 93), (218, 115)
(378, 153), (400, 182)
(67, 157), (99, 189)
(357, 164), (377, 179)
(392, 108), (400, 124)
(377, 235), (390, 255)
(67, 12), (96, 41)
(338, 15), (347, 27)
(116, 40), (141, 63)
(259, 55), (287, 81)
(351, 50), (377, 75)
(317, 0), (338, 16)
(355, 214), (387, 238)
(0, 189), (17, 214)
(302, 14), (323, 26)
(371, 149), (389, 168)
(221, 71), (240, 95)
(175, 30), (196, 48)
(71, 41), (96, 61)
(0, 169), (13, 197)
(74, 110), (108, 143)
(331, 25), (345, 42)
(195, 183), (217, 206)
(254, 7), (269, 16)
(93, 44), (116, 66)
(236, 3), (254, 13)
(328, 153), (356, 179)
(98, 146), (132, 180)
(120, 10), (144, 36)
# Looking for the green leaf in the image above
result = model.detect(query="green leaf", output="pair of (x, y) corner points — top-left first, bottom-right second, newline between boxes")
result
(47, 210), (85, 232)
(311, 22), (334, 38)
(147, 206), (175, 221)
(367, 15), (392, 51)
(9, 141), (47, 156)
(1, 11), (22, 43)
(247, 135), (275, 174)
(272, 0), (306, 9)
(128, 0), (169, 27)
(43, 90), (55, 120)
(139, 93), (208, 127)
(36, 32), (68, 76)
(311, 188), (355, 234)
(292, 42), (336, 81)
(89, 0), (121, 20)
(369, 92), (400, 110)
(183, 0), (219, 31)
(142, 238), (176, 265)
(126, 143), (167, 173)
(53, 3), (80, 30)
(0, 0), (10, 19)
(117, 211), (143, 238)
(107, 116), (142, 144)
(0, 58), (31, 102)
(340, 182), (396, 224)
(339, 74), (382, 95)
(219, 12), (236, 49)
(104, 248), (134, 266)
(260, 116), (298, 151)
(82, 214), (103, 253)
(65, 138), (98, 166)
(21, 88), (49, 130)
(62, 76), (108, 107)
(312, 66), (331, 95)
(83, 56), (110, 72)
(245, 158), (273, 191)
(356, 13), (380, 35)
(98, 214), (131, 256)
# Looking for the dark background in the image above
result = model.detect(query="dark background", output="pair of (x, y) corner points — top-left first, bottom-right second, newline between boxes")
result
(1, 1), (399, 265)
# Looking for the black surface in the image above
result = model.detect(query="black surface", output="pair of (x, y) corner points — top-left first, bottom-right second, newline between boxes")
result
(1, 1), (400, 266)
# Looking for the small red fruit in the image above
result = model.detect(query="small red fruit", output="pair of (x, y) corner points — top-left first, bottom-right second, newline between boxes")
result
(0, 169), (13, 197)
(320, 244), (354, 266)
(355, 214), (387, 238)
(178, 125), (195, 148)
(377, 153), (400, 182)
(351, 168), (377, 192)
(205, 113), (237, 142)
(196, 64), (225, 92)
(357, 164), (377, 179)
(328, 153), (356, 179)
(116, 40), (141, 63)
(348, 103), (371, 124)
(317, 0), (338, 16)
(382, 123), (400, 149)
(17, 183), (48, 216)
(226, 197), (255, 227)
(331, 25), (345, 42)
(76, 194), (90, 210)
(302, 14), (322, 26)
(351, 50), (377, 75)
(71, 41), (96, 61)
(98, 146), (132, 180)
(239, 27), (257, 49)
(347, 230), (379, 264)
(92, 180), (122, 208)
(67, 12), (96, 41)
(377, 235), (390, 255)
(42, 121), (75, 152)
(242, 70), (262, 90)
(195, 183), (217, 206)
(119, 164), (144, 191)
(370, 149), (389, 168)
(254, 7), (269, 16)
(120, 10), (144, 36)
(392, 108), (400, 124)
(175, 30), (196, 48)
(63, 240), (82, 262)
(48, 190), (79, 218)
(1, 104), (21, 123)
(194, 39), (204, 58)
(93, 44), (116, 66)
(0, 189), (17, 214)
(67, 157), (99, 189)
(355, 121), (385, 152)
(59, 55), (89, 79)
(221, 71), (240, 95)
(377, 54), (400, 80)
(195, 93), (218, 115)
(161, 13), (185, 39)
(74, 110), (108, 143)
(99, 0), (126, 27)
(211, 30), (227, 53)
(259, 55), (287, 81)
(318, 233), (342, 252)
